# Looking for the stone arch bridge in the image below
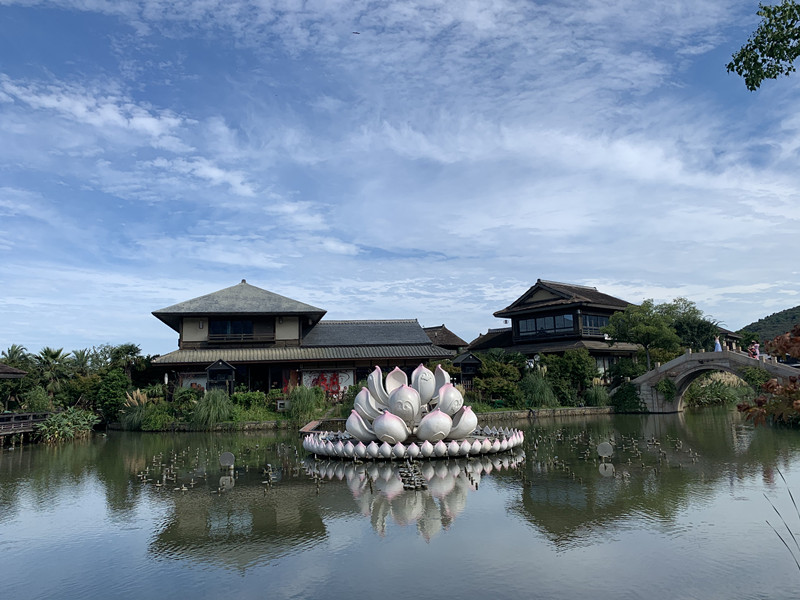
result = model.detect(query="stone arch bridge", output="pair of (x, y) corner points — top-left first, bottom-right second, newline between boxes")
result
(627, 350), (798, 413)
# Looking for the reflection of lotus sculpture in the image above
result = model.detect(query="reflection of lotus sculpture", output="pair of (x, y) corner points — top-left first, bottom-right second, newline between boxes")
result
(303, 453), (525, 539)
(303, 364), (524, 460)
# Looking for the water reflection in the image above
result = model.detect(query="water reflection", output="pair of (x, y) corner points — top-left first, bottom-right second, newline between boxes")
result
(506, 409), (800, 549)
(304, 453), (525, 539)
(4, 409), (800, 599)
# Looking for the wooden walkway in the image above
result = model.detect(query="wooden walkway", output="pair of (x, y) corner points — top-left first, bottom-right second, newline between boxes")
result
(0, 412), (50, 437)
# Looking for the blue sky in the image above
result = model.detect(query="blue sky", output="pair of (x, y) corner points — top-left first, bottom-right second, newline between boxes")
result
(1, 0), (799, 356)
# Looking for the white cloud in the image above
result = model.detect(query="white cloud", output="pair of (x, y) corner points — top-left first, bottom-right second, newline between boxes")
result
(0, 0), (798, 355)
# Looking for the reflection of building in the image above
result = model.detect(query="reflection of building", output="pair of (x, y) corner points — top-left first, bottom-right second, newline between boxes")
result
(469, 279), (639, 376)
(152, 280), (453, 392)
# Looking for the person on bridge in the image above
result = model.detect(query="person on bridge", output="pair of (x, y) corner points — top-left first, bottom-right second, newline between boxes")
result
(714, 336), (722, 352)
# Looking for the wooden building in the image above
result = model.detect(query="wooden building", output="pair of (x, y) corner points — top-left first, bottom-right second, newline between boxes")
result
(423, 325), (468, 352)
(469, 279), (639, 378)
(151, 280), (454, 394)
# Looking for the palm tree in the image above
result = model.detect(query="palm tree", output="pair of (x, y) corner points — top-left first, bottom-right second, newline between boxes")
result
(2, 344), (32, 369)
(36, 347), (71, 398)
(70, 348), (91, 376)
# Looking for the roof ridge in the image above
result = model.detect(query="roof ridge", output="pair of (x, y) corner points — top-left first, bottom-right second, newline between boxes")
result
(540, 279), (598, 291)
(317, 319), (419, 324)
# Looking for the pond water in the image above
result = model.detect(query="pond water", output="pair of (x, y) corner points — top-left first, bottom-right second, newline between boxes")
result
(2, 408), (799, 599)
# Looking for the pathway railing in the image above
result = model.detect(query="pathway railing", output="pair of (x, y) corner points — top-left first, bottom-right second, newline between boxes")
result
(0, 412), (50, 436)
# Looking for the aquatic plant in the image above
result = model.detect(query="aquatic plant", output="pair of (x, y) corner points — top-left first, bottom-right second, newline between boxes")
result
(35, 407), (100, 443)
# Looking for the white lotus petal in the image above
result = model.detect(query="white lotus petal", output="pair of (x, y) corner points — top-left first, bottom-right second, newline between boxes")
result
(354, 387), (384, 421)
(346, 410), (378, 442)
(437, 383), (464, 416)
(344, 441), (355, 458)
(366, 441), (380, 459)
(433, 440), (448, 457)
(373, 411), (410, 444)
(407, 442), (420, 460)
(367, 366), (390, 406)
(355, 441), (367, 458)
(411, 363), (436, 403)
(385, 367), (408, 395)
(415, 408), (452, 443)
(379, 441), (394, 459)
(420, 440), (435, 458)
(393, 442), (407, 459)
(447, 406), (478, 440)
(388, 385), (421, 426)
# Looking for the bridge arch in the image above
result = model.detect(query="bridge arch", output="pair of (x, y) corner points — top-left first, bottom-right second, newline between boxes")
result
(628, 350), (798, 413)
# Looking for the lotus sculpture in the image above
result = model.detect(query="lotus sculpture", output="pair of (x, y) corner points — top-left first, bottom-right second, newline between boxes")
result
(303, 364), (524, 460)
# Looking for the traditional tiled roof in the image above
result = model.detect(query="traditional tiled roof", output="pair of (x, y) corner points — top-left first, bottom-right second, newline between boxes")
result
(303, 320), (432, 346)
(422, 325), (468, 349)
(467, 327), (513, 351)
(494, 279), (631, 318)
(153, 280), (326, 331)
(0, 363), (27, 378)
(152, 344), (453, 365)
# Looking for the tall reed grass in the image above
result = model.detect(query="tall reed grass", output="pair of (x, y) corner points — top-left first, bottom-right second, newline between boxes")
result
(192, 389), (233, 429)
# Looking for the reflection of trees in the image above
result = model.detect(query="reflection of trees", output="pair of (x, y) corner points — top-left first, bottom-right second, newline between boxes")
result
(505, 409), (800, 549)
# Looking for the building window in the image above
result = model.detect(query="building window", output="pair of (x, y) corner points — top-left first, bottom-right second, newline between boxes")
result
(582, 314), (609, 335)
(209, 319), (254, 339)
(519, 313), (575, 336)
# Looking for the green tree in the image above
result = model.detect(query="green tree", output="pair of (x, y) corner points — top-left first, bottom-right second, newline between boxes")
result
(602, 300), (681, 370)
(542, 349), (599, 406)
(35, 347), (71, 398)
(1, 344), (34, 411)
(658, 297), (719, 351)
(2, 344), (32, 369)
(70, 348), (91, 376)
(728, 0), (800, 90)
(473, 351), (524, 408)
(95, 368), (130, 422)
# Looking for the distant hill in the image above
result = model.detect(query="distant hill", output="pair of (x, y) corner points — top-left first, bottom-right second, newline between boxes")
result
(739, 305), (800, 342)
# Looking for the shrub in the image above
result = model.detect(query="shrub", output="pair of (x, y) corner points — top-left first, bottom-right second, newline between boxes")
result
(192, 389), (233, 429)
(231, 390), (267, 408)
(684, 378), (750, 408)
(171, 386), (200, 421)
(36, 408), (100, 443)
(519, 371), (559, 408)
(23, 386), (52, 412)
(654, 379), (677, 403)
(231, 404), (282, 422)
(608, 358), (647, 387)
(141, 403), (175, 431)
(740, 366), (771, 388)
(584, 384), (610, 407)
(611, 382), (646, 413)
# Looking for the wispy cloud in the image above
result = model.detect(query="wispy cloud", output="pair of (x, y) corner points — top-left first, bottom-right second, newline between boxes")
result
(0, 0), (797, 353)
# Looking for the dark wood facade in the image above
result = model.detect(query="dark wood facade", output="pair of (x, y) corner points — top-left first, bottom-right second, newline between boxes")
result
(470, 279), (640, 377)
